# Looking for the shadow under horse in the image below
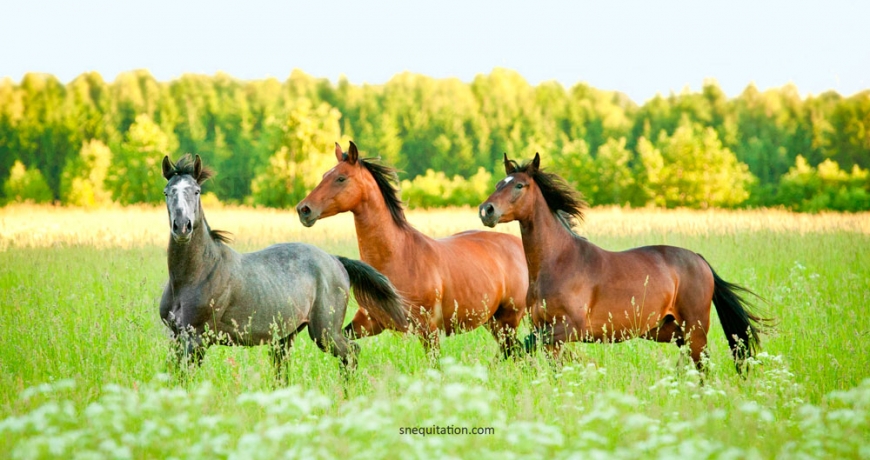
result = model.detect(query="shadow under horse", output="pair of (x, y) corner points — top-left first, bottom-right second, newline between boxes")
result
(159, 154), (408, 375)
(479, 152), (772, 374)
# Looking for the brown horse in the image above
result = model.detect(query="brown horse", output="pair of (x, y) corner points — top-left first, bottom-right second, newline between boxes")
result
(296, 142), (529, 357)
(479, 152), (769, 372)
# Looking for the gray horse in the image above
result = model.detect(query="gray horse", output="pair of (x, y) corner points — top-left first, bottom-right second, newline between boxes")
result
(158, 154), (408, 371)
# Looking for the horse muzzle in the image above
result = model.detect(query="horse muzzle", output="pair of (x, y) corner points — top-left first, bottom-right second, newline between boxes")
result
(296, 203), (320, 227)
(478, 203), (500, 228)
(171, 218), (193, 242)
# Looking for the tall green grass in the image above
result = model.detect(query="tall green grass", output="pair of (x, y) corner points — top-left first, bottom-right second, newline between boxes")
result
(1, 207), (868, 458)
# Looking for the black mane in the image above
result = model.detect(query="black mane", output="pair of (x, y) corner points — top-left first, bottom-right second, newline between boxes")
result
(358, 158), (409, 230)
(507, 158), (588, 231)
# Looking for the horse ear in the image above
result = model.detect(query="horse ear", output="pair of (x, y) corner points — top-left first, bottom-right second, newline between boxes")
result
(162, 156), (174, 180)
(529, 152), (541, 174)
(193, 155), (203, 181)
(503, 153), (516, 175)
(335, 142), (344, 162)
(347, 141), (359, 165)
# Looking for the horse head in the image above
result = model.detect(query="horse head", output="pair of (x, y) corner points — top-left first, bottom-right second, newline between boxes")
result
(162, 154), (211, 243)
(296, 141), (370, 227)
(479, 152), (541, 227)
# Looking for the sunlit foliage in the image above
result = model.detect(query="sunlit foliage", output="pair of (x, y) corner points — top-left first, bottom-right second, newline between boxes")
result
(1, 70), (868, 210)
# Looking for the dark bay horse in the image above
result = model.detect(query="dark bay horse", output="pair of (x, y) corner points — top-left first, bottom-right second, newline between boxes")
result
(159, 154), (407, 371)
(479, 153), (769, 372)
(296, 142), (529, 356)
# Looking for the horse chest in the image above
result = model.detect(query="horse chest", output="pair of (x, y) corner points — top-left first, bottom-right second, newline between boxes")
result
(527, 269), (563, 301)
(169, 286), (227, 329)
(527, 272), (576, 318)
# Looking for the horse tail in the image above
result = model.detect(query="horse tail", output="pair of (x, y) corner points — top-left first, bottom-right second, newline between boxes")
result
(335, 256), (409, 331)
(700, 255), (772, 373)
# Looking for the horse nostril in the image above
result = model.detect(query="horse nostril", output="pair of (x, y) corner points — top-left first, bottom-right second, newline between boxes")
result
(184, 220), (192, 234)
(172, 220), (179, 232)
(485, 204), (495, 216)
(299, 205), (311, 216)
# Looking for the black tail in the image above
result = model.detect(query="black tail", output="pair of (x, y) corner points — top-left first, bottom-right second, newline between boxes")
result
(336, 256), (409, 332)
(701, 256), (771, 373)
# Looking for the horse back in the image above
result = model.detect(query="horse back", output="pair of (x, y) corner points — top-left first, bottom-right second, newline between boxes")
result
(220, 243), (349, 339)
(610, 244), (714, 322)
(436, 230), (529, 306)
(621, 245), (711, 281)
(238, 242), (347, 293)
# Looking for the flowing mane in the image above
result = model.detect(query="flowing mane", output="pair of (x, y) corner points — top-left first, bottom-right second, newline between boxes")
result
(165, 153), (233, 244)
(209, 229), (233, 244)
(507, 158), (588, 232)
(358, 158), (410, 230)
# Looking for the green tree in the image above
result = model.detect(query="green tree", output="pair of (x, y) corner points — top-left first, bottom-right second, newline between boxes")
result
(639, 119), (754, 208)
(108, 114), (179, 204)
(0, 78), (23, 188)
(732, 84), (811, 187)
(776, 155), (870, 212)
(549, 139), (596, 202)
(60, 140), (113, 207)
(471, 69), (542, 169)
(374, 72), (488, 177)
(250, 100), (342, 208)
(401, 167), (493, 208)
(3, 160), (53, 204)
(65, 72), (115, 148)
(16, 73), (76, 199)
(110, 70), (168, 134)
(635, 136), (666, 206)
(593, 137), (635, 205)
(825, 91), (870, 170)
(2, 68), (868, 212)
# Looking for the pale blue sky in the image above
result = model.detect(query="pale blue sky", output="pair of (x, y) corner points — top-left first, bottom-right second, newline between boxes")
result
(2, 0), (867, 104)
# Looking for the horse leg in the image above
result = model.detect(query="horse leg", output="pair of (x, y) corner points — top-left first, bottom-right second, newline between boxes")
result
(672, 333), (692, 371)
(270, 324), (305, 385)
(543, 342), (566, 378)
(166, 330), (206, 385)
(488, 300), (523, 359)
(544, 342), (565, 362)
(311, 323), (361, 371)
(310, 295), (360, 372)
(344, 308), (386, 339)
(534, 321), (567, 370)
(646, 315), (691, 370)
(654, 318), (699, 377)
(166, 338), (187, 374)
(178, 328), (206, 368)
(416, 327), (441, 364)
(683, 321), (710, 375)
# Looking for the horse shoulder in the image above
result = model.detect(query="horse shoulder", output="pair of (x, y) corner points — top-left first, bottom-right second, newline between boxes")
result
(532, 240), (601, 309)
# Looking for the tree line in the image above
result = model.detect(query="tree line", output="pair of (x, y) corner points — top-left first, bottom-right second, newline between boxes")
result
(1, 68), (868, 211)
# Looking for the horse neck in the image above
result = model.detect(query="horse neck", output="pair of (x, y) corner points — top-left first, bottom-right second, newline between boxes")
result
(350, 184), (415, 267)
(167, 216), (224, 289)
(518, 192), (588, 277)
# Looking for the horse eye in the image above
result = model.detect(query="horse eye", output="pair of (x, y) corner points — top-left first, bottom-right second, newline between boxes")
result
(195, 190), (200, 195)
(515, 183), (524, 189)
(336, 176), (347, 183)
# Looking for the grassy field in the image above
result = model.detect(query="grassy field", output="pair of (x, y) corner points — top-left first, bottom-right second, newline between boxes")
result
(1, 204), (868, 459)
